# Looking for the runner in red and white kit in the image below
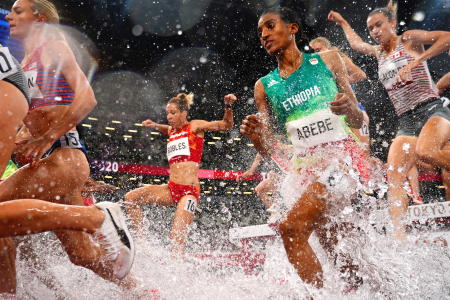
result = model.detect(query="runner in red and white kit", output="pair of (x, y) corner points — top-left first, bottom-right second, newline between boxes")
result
(328, 0), (450, 240)
(125, 92), (237, 254)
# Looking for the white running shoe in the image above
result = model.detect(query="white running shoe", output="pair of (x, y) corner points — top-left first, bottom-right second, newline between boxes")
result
(95, 202), (135, 279)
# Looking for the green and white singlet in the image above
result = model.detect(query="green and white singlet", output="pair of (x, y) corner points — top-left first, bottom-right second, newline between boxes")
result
(260, 52), (355, 153)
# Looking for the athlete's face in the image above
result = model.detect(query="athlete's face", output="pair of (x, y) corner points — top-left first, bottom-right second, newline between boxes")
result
(166, 103), (187, 128)
(367, 13), (397, 45)
(310, 41), (329, 53)
(6, 0), (40, 39)
(257, 13), (298, 56)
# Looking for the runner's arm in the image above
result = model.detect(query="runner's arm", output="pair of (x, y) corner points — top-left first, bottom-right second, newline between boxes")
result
(192, 94), (237, 132)
(402, 30), (450, 65)
(341, 54), (367, 83)
(142, 119), (170, 135)
(321, 51), (364, 128)
(240, 80), (279, 157)
(436, 72), (450, 95)
(40, 40), (97, 142)
(396, 30), (450, 83)
(328, 10), (378, 57)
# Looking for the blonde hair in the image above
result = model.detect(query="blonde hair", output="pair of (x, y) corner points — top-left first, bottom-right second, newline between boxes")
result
(369, 0), (398, 21)
(310, 37), (332, 49)
(29, 0), (60, 24)
(168, 93), (194, 112)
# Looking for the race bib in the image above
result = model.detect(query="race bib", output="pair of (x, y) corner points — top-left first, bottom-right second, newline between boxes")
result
(359, 121), (369, 137)
(167, 137), (190, 160)
(379, 59), (409, 90)
(184, 198), (197, 214)
(24, 63), (44, 99)
(59, 130), (82, 148)
(286, 109), (348, 153)
(0, 47), (18, 80)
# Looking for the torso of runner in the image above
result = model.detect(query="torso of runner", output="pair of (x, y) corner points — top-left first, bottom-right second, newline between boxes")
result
(21, 43), (76, 137)
(378, 39), (439, 116)
(166, 122), (205, 185)
(260, 52), (370, 180)
(261, 52), (356, 153)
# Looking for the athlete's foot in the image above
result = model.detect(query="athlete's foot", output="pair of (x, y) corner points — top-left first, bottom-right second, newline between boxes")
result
(95, 202), (135, 279)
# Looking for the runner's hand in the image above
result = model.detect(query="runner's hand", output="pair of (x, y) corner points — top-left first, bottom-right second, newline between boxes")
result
(329, 92), (355, 115)
(15, 135), (55, 167)
(142, 119), (156, 128)
(327, 11), (346, 25)
(396, 61), (416, 84)
(236, 170), (253, 182)
(224, 94), (238, 105)
(240, 114), (265, 143)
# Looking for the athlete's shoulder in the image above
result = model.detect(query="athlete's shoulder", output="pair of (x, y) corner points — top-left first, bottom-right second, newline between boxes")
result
(318, 50), (340, 62)
(259, 68), (278, 89)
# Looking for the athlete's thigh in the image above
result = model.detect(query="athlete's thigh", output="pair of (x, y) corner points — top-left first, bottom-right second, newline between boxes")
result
(0, 148), (89, 203)
(126, 184), (173, 206)
(172, 195), (197, 230)
(281, 182), (328, 235)
(387, 136), (417, 170)
(0, 81), (28, 175)
(417, 116), (450, 153)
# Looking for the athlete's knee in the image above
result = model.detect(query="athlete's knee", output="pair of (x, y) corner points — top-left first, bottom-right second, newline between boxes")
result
(65, 246), (99, 269)
(279, 220), (309, 241)
(415, 143), (439, 165)
(124, 190), (141, 204)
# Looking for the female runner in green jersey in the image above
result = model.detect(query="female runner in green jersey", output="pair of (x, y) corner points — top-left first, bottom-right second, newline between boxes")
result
(240, 7), (366, 289)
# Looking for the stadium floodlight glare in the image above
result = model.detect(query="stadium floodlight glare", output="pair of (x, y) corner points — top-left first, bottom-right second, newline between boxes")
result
(123, 135), (133, 138)
(134, 123), (143, 126)
(104, 175), (113, 179)
(112, 120), (122, 124)
(212, 136), (221, 140)
(88, 117), (98, 121)
(105, 127), (115, 130)
(247, 143), (254, 147)
(207, 142), (215, 145)
(128, 129), (138, 133)
(81, 124), (92, 128)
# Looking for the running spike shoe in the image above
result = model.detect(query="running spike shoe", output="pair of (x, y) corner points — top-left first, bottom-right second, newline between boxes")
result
(95, 202), (135, 279)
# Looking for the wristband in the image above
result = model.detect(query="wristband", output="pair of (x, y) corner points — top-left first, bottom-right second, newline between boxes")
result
(224, 103), (233, 109)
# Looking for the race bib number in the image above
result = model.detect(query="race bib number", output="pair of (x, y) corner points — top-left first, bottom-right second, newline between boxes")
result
(167, 137), (190, 160)
(24, 64), (44, 99)
(184, 198), (197, 214)
(286, 109), (348, 153)
(379, 58), (409, 90)
(359, 121), (369, 137)
(60, 130), (82, 148)
(0, 47), (18, 80)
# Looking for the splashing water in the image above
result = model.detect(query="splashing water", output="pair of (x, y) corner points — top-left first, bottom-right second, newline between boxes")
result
(12, 196), (450, 300)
